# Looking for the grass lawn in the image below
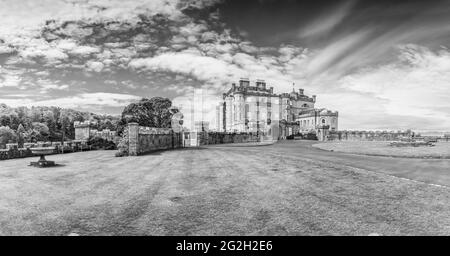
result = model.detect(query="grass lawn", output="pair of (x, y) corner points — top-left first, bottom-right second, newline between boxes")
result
(313, 141), (450, 158)
(1, 144), (450, 235)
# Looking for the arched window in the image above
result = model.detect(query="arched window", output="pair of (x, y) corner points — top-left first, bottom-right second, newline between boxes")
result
(321, 119), (326, 124)
(302, 103), (308, 108)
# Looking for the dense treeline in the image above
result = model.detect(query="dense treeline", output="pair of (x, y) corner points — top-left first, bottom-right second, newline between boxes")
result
(0, 97), (177, 149)
(0, 104), (119, 148)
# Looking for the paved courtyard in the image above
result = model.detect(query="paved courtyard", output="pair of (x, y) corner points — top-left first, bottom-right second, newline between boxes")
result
(1, 140), (450, 235)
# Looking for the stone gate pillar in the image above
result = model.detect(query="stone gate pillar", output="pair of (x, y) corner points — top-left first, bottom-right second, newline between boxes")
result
(317, 125), (330, 141)
(128, 122), (139, 156)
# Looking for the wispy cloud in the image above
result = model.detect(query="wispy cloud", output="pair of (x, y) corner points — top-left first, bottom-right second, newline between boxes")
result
(0, 92), (141, 113)
(303, 30), (372, 78)
(299, 0), (356, 38)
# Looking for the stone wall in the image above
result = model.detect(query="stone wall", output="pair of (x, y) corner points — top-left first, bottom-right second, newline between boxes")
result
(0, 144), (32, 160)
(0, 141), (90, 161)
(326, 130), (413, 141)
(121, 123), (264, 156)
(198, 132), (260, 145)
(126, 123), (183, 156)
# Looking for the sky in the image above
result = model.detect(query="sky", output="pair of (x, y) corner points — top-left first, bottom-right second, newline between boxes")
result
(1, 0), (450, 131)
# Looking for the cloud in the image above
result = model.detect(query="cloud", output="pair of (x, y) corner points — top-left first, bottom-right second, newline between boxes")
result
(0, 0), (220, 69)
(129, 51), (246, 86)
(0, 67), (24, 87)
(299, 0), (356, 38)
(86, 61), (105, 72)
(0, 0), (183, 39)
(6, 38), (69, 64)
(303, 30), (372, 78)
(0, 44), (15, 54)
(0, 74), (21, 88)
(39, 83), (69, 92)
(57, 40), (100, 56)
(0, 92), (141, 110)
(327, 44), (450, 130)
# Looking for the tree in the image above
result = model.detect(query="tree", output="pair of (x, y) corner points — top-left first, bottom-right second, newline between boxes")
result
(0, 104), (20, 129)
(16, 124), (26, 147)
(0, 126), (17, 149)
(118, 97), (177, 134)
(87, 136), (116, 150)
(43, 110), (57, 139)
(30, 122), (50, 142)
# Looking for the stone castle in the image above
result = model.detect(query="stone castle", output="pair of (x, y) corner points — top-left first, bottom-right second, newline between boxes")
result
(74, 121), (117, 142)
(216, 78), (338, 140)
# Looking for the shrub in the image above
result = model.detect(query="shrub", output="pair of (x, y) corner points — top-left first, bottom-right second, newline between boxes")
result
(0, 126), (17, 149)
(115, 129), (129, 157)
(305, 133), (318, 140)
(115, 151), (128, 157)
(87, 137), (117, 150)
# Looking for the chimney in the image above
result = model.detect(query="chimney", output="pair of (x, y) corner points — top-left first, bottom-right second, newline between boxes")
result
(312, 95), (316, 102)
(239, 78), (249, 87)
(256, 79), (266, 90)
(299, 89), (304, 95)
(232, 83), (236, 90)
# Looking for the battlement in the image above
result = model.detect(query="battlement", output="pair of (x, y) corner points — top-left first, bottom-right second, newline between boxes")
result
(73, 121), (90, 128)
(298, 108), (338, 118)
(280, 91), (315, 102)
(225, 79), (315, 102)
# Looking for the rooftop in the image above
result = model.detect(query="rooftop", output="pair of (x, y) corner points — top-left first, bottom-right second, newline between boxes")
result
(223, 79), (316, 102)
